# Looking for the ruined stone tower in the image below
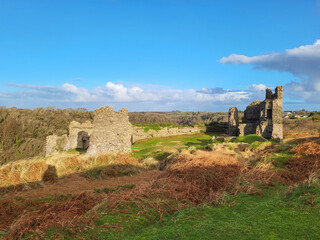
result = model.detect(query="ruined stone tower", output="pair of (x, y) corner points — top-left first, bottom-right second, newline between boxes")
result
(228, 85), (283, 141)
(86, 107), (133, 155)
(228, 107), (239, 136)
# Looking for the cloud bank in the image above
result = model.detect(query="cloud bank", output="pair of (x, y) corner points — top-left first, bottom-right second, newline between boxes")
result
(1, 82), (254, 111)
(220, 40), (320, 103)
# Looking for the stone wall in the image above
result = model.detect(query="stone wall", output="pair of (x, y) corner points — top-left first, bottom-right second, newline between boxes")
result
(68, 121), (93, 149)
(86, 107), (133, 155)
(45, 121), (93, 157)
(132, 125), (203, 143)
(45, 134), (69, 157)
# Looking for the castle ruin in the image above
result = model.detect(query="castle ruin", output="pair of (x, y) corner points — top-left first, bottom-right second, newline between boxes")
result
(45, 107), (204, 157)
(228, 85), (283, 141)
(46, 107), (132, 156)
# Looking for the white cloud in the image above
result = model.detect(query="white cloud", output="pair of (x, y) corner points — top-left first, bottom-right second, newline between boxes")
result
(249, 84), (267, 92)
(1, 81), (251, 111)
(220, 40), (320, 103)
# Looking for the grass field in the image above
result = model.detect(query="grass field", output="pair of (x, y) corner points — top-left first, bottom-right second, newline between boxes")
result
(131, 133), (213, 160)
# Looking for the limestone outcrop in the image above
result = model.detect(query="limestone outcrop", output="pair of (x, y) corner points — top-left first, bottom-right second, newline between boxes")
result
(228, 86), (283, 141)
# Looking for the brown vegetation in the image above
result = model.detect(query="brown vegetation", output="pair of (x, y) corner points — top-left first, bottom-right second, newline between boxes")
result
(283, 118), (320, 138)
(282, 139), (320, 183)
(129, 112), (176, 125)
(0, 107), (93, 165)
(2, 193), (102, 240)
(1, 138), (320, 238)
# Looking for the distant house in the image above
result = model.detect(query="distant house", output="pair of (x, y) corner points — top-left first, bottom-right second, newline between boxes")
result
(293, 115), (302, 119)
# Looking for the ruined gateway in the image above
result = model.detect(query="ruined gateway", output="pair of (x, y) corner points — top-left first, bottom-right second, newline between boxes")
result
(46, 107), (132, 156)
(228, 85), (283, 141)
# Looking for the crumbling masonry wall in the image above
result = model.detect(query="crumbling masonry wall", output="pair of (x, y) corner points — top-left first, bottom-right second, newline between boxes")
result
(86, 107), (133, 155)
(228, 86), (283, 140)
(45, 121), (93, 157)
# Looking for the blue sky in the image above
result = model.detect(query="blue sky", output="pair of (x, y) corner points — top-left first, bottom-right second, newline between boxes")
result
(1, 0), (320, 111)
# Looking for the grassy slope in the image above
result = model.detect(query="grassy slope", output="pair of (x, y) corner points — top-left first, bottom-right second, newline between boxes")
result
(70, 135), (319, 240)
(134, 187), (320, 240)
(2, 134), (320, 239)
(74, 184), (320, 240)
(131, 133), (213, 160)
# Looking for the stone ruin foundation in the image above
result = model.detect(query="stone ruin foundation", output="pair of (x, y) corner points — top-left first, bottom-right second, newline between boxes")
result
(228, 85), (283, 141)
(45, 107), (132, 156)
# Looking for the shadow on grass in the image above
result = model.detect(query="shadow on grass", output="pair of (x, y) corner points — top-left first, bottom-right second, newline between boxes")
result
(0, 164), (144, 196)
(81, 164), (144, 180)
(184, 139), (211, 148)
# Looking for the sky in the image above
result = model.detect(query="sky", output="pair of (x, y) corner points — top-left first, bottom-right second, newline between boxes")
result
(0, 0), (320, 112)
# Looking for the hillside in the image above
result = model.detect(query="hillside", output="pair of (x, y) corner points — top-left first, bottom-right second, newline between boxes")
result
(0, 133), (320, 239)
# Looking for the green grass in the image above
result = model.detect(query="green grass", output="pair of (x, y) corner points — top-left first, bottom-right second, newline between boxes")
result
(33, 196), (54, 202)
(267, 152), (294, 169)
(231, 134), (266, 144)
(133, 123), (180, 132)
(56, 183), (320, 240)
(67, 148), (87, 154)
(0, 231), (6, 238)
(275, 143), (294, 152)
(247, 141), (261, 149)
(131, 133), (212, 160)
(307, 114), (320, 121)
(131, 186), (320, 240)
